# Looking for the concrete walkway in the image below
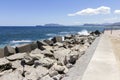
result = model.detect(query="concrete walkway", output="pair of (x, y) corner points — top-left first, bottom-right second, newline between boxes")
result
(81, 35), (120, 80)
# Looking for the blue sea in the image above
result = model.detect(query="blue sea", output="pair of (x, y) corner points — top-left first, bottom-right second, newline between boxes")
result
(0, 26), (104, 48)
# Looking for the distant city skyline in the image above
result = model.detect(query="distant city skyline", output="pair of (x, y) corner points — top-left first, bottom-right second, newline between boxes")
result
(0, 0), (120, 26)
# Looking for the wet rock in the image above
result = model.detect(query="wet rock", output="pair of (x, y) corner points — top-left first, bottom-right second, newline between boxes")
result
(52, 36), (62, 43)
(4, 46), (16, 56)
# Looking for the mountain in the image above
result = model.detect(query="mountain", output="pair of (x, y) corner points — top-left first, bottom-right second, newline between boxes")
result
(44, 23), (64, 27)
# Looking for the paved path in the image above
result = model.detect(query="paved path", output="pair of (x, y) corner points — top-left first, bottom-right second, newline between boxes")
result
(81, 35), (120, 80)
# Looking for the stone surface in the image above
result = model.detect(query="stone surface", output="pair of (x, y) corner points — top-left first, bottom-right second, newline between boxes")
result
(6, 53), (26, 61)
(52, 36), (63, 43)
(43, 39), (54, 46)
(4, 46), (16, 56)
(0, 70), (23, 80)
(29, 48), (44, 59)
(0, 48), (4, 58)
(16, 44), (32, 53)
(35, 57), (55, 68)
(30, 42), (38, 50)
(54, 49), (71, 65)
(41, 75), (53, 80)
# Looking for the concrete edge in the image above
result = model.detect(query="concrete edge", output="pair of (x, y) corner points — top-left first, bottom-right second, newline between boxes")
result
(62, 36), (101, 80)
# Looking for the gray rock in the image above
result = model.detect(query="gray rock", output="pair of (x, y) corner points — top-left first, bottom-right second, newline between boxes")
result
(4, 46), (16, 56)
(41, 75), (53, 80)
(0, 70), (23, 80)
(54, 42), (63, 47)
(68, 51), (79, 64)
(24, 66), (48, 80)
(52, 36), (63, 43)
(49, 69), (58, 77)
(34, 58), (55, 68)
(0, 58), (12, 71)
(16, 44), (32, 53)
(64, 35), (72, 39)
(0, 48), (4, 58)
(43, 39), (54, 46)
(54, 49), (71, 65)
(42, 46), (53, 51)
(52, 63), (65, 73)
(6, 53), (26, 61)
(30, 42), (38, 50)
(11, 60), (23, 69)
(0, 69), (12, 77)
(52, 74), (63, 80)
(41, 50), (54, 57)
(29, 48), (44, 59)
(37, 40), (48, 50)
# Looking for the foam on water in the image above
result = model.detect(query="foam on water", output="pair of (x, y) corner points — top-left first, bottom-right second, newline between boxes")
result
(46, 33), (57, 36)
(10, 40), (32, 44)
(78, 30), (89, 35)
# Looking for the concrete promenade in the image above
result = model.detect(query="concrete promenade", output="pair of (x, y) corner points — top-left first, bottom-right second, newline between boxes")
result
(81, 34), (120, 80)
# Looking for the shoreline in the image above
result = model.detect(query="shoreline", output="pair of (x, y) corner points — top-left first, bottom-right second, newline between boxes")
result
(0, 30), (101, 80)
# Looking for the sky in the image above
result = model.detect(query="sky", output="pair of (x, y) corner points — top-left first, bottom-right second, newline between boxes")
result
(0, 0), (120, 26)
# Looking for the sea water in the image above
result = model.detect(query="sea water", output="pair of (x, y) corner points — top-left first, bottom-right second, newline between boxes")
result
(0, 26), (104, 48)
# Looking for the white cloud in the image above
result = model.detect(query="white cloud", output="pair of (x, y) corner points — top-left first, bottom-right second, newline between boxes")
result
(68, 6), (111, 16)
(114, 10), (120, 14)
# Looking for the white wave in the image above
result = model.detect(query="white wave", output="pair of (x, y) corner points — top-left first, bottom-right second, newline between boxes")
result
(77, 30), (89, 35)
(60, 32), (69, 34)
(46, 33), (57, 36)
(10, 40), (32, 44)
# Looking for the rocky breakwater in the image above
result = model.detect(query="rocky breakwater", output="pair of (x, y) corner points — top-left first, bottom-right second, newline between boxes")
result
(0, 30), (101, 80)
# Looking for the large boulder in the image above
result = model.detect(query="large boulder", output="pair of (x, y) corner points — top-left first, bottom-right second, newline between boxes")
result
(54, 49), (71, 65)
(34, 57), (55, 68)
(30, 42), (38, 50)
(37, 40), (48, 50)
(15, 44), (32, 53)
(24, 66), (48, 80)
(0, 58), (12, 71)
(6, 53), (27, 61)
(52, 36), (63, 43)
(0, 48), (4, 58)
(4, 46), (16, 56)
(41, 50), (54, 57)
(29, 48), (44, 59)
(0, 70), (23, 80)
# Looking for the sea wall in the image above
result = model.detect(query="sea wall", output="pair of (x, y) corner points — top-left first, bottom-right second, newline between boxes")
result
(0, 30), (101, 80)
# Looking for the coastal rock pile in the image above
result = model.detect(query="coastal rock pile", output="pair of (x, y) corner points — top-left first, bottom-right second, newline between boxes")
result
(0, 30), (101, 80)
